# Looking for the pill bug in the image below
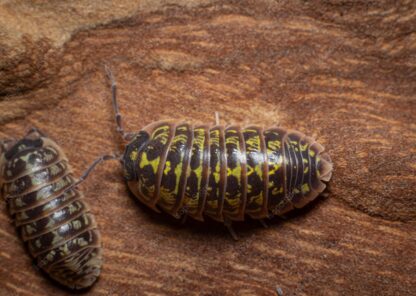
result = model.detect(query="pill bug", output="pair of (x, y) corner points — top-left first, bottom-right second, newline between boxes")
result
(93, 68), (333, 238)
(0, 128), (102, 289)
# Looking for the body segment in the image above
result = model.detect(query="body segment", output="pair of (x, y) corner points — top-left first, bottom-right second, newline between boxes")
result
(0, 129), (102, 290)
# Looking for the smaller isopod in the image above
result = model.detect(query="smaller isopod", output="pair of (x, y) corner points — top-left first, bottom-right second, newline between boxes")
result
(0, 128), (102, 289)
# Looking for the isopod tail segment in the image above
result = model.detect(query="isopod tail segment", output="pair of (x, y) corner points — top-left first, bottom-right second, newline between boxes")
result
(100, 66), (333, 240)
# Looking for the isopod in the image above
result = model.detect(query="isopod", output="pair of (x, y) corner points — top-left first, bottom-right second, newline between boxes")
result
(0, 129), (102, 289)
(89, 68), (333, 239)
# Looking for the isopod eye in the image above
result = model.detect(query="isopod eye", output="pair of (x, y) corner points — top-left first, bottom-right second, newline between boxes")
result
(123, 131), (150, 181)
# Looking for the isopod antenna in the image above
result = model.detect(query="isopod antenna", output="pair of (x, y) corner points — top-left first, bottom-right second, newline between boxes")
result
(65, 65), (131, 191)
(105, 64), (135, 142)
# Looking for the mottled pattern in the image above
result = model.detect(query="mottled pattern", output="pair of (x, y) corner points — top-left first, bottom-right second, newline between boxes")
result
(264, 129), (285, 214)
(135, 123), (172, 204)
(3, 160), (68, 196)
(243, 127), (268, 218)
(223, 127), (246, 220)
(0, 131), (102, 290)
(124, 121), (332, 223)
(183, 126), (209, 220)
(159, 124), (192, 215)
(204, 127), (226, 221)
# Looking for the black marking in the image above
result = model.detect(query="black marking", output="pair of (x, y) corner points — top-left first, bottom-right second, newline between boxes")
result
(123, 131), (150, 181)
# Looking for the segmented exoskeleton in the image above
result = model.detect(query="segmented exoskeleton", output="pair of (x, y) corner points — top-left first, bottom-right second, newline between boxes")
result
(0, 129), (102, 289)
(91, 68), (333, 239)
(122, 121), (332, 224)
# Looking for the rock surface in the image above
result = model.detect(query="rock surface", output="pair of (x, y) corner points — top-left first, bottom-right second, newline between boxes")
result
(0, 1), (415, 295)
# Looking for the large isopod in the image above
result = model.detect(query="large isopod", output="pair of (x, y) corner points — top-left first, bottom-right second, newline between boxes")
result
(87, 68), (333, 239)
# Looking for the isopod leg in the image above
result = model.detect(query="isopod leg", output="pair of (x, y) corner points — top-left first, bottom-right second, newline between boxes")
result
(215, 111), (220, 126)
(259, 219), (269, 228)
(180, 214), (188, 225)
(224, 218), (239, 240)
(276, 286), (284, 296)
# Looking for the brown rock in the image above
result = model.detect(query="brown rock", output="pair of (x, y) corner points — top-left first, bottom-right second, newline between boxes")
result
(0, 1), (415, 295)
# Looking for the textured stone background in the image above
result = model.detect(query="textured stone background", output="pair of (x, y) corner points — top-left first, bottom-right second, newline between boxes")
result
(0, 1), (415, 295)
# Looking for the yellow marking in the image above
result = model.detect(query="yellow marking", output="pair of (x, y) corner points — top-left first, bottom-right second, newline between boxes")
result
(73, 220), (82, 230)
(78, 237), (88, 247)
(138, 148), (161, 197)
(45, 251), (55, 262)
(247, 194), (264, 208)
(68, 203), (78, 215)
(300, 142), (308, 151)
(49, 163), (62, 176)
(226, 197), (241, 208)
(247, 160), (262, 177)
(267, 151), (282, 176)
(269, 162), (282, 175)
(267, 139), (281, 150)
(15, 198), (25, 208)
(210, 129), (220, 144)
(290, 140), (299, 151)
(183, 128), (206, 209)
(309, 149), (316, 157)
(59, 243), (70, 255)
(245, 130), (264, 209)
(152, 125), (169, 138)
(45, 217), (56, 228)
(226, 165), (241, 183)
(160, 126), (188, 207)
(160, 186), (178, 206)
(213, 162), (220, 183)
(139, 152), (160, 174)
(302, 183), (310, 193)
(316, 156), (321, 177)
(172, 134), (188, 144)
(193, 165), (203, 183)
(163, 160), (171, 175)
(18, 211), (28, 220)
(24, 224), (37, 235)
(304, 167), (309, 174)
(35, 239), (41, 248)
(18, 153), (33, 163)
(225, 131), (239, 146)
(225, 132), (242, 210)
(206, 200), (218, 209)
(272, 186), (283, 195)
(152, 125), (171, 145)
(174, 160), (183, 183)
(245, 138), (260, 152)
(207, 129), (221, 199)
(43, 150), (55, 162)
(130, 150), (139, 161)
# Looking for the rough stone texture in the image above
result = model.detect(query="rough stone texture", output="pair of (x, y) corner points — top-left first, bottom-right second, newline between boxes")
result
(0, 1), (415, 295)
